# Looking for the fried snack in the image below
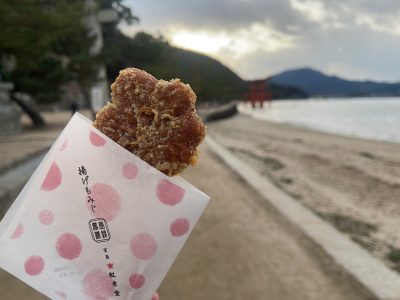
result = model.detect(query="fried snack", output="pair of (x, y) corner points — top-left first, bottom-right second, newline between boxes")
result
(93, 68), (206, 176)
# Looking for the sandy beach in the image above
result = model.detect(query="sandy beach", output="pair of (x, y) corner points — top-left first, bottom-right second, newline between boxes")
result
(159, 145), (373, 300)
(207, 113), (400, 273)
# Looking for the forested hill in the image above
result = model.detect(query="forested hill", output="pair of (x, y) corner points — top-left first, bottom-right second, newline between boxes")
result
(150, 46), (246, 103)
(105, 32), (244, 103)
(105, 32), (308, 103)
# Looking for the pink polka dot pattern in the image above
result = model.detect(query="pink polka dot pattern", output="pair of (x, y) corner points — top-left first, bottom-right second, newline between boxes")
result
(156, 179), (185, 206)
(24, 255), (45, 276)
(89, 131), (106, 147)
(129, 273), (145, 289)
(39, 209), (54, 225)
(122, 163), (138, 179)
(170, 218), (190, 237)
(10, 223), (23, 239)
(60, 139), (68, 151)
(55, 291), (67, 299)
(83, 269), (114, 300)
(41, 162), (62, 191)
(130, 233), (157, 260)
(56, 233), (82, 260)
(88, 183), (121, 221)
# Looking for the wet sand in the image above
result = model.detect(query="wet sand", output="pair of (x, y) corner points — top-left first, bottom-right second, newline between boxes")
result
(206, 114), (400, 273)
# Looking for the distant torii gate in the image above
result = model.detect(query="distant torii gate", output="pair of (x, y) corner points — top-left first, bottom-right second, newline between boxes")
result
(246, 81), (272, 108)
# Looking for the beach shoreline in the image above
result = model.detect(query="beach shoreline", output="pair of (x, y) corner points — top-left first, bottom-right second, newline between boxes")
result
(238, 98), (400, 144)
(208, 114), (400, 273)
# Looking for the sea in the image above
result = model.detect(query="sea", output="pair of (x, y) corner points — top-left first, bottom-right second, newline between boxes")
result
(238, 97), (400, 144)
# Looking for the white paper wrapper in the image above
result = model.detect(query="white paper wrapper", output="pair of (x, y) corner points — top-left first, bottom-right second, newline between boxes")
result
(0, 113), (210, 300)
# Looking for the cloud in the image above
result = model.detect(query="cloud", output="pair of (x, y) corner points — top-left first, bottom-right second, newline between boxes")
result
(122, 0), (400, 81)
(289, 0), (400, 34)
(290, 0), (329, 23)
(170, 23), (297, 57)
(356, 13), (400, 36)
(236, 24), (400, 81)
(124, 0), (308, 34)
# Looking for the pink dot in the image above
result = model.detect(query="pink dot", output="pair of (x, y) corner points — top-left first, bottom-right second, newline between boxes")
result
(130, 233), (157, 260)
(170, 218), (190, 237)
(24, 255), (45, 276)
(41, 162), (62, 191)
(39, 209), (54, 225)
(129, 273), (146, 289)
(56, 233), (82, 260)
(122, 163), (138, 179)
(55, 291), (67, 299)
(88, 183), (121, 221)
(151, 293), (160, 300)
(89, 131), (106, 147)
(60, 139), (68, 151)
(10, 223), (23, 239)
(156, 179), (185, 206)
(83, 269), (114, 300)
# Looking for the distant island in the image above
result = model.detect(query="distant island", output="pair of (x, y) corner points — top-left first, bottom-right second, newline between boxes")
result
(269, 68), (400, 97)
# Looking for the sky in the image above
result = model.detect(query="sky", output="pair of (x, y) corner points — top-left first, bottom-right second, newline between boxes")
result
(122, 0), (400, 82)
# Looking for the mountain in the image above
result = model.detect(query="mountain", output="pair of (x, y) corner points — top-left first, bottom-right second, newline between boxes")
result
(105, 32), (308, 103)
(269, 68), (400, 97)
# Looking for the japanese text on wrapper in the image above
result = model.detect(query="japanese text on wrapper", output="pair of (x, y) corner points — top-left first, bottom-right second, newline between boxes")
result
(78, 166), (96, 213)
(77, 166), (120, 296)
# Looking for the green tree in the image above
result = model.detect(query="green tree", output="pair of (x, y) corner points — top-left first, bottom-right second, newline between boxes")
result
(105, 31), (166, 81)
(0, 0), (98, 99)
(0, 0), (100, 126)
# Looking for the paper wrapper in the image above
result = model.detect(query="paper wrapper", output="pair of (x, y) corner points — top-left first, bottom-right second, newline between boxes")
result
(0, 113), (210, 300)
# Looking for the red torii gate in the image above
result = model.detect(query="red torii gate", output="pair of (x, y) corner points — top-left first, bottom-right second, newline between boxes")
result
(246, 81), (272, 108)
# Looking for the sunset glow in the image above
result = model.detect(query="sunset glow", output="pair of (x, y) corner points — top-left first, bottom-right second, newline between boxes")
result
(171, 32), (230, 54)
(169, 24), (295, 63)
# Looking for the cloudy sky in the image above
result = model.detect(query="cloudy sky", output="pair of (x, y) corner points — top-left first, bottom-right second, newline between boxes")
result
(122, 0), (400, 82)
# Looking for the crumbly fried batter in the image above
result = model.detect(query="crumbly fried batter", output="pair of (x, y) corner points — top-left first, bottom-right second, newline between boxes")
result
(93, 68), (206, 176)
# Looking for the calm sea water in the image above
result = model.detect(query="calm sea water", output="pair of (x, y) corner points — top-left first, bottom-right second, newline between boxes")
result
(238, 97), (400, 143)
